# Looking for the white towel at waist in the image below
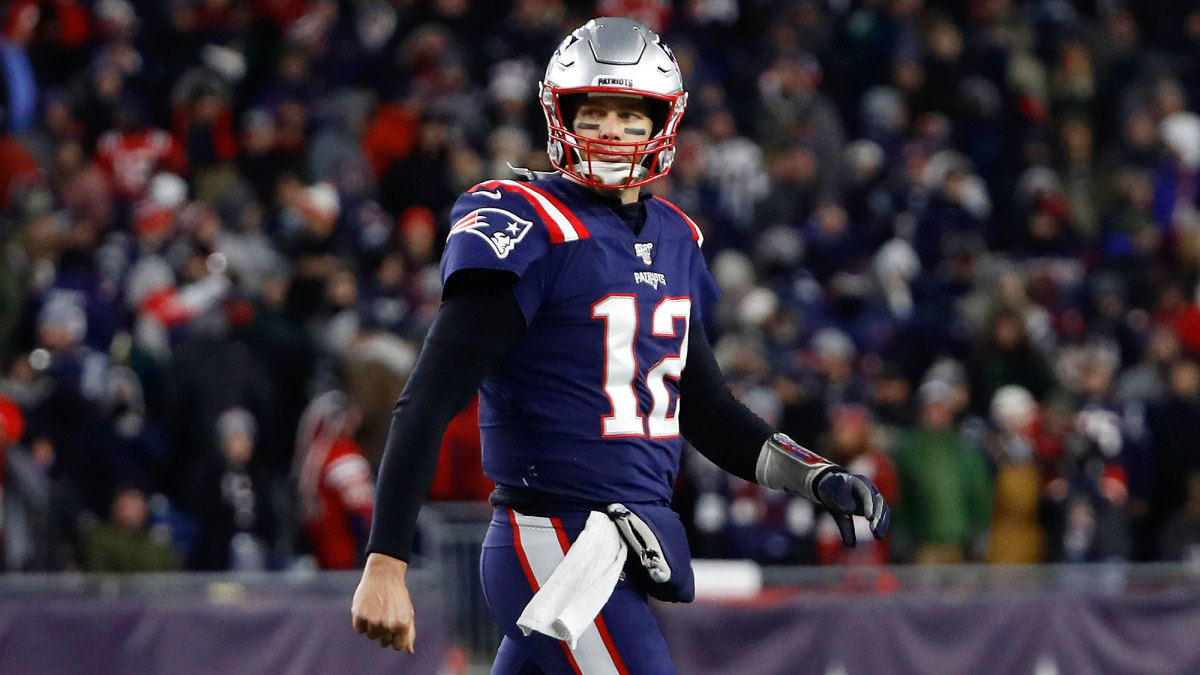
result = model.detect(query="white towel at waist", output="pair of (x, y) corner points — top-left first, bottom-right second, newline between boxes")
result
(516, 510), (627, 650)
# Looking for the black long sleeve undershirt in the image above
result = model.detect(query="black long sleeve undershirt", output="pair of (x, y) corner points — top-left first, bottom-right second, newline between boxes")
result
(679, 326), (775, 481)
(365, 271), (527, 561)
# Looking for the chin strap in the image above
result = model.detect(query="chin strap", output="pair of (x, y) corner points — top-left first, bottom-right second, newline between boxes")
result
(507, 163), (561, 181)
(755, 432), (839, 501)
(569, 160), (649, 186)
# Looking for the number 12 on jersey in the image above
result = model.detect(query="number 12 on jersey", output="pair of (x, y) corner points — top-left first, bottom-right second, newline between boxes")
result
(592, 295), (692, 438)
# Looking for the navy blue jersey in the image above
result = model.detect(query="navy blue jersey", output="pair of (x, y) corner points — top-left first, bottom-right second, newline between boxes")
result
(441, 176), (720, 505)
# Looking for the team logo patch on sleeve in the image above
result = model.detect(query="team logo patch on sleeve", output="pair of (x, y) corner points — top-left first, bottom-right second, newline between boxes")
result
(448, 208), (534, 259)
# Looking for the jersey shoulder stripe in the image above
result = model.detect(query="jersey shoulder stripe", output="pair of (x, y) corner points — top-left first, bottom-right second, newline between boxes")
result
(472, 179), (590, 244)
(651, 197), (704, 248)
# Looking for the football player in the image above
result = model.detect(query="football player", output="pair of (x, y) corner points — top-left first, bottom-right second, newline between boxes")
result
(352, 17), (889, 673)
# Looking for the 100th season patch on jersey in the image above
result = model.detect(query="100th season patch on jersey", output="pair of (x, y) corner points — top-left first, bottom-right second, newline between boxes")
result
(448, 207), (534, 259)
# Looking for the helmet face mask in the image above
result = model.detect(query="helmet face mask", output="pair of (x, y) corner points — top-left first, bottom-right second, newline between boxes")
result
(539, 17), (687, 189)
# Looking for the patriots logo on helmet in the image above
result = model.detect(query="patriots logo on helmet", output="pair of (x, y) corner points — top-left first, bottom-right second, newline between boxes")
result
(449, 208), (534, 259)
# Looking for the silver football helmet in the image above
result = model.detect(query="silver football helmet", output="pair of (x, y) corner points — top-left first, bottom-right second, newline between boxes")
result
(539, 17), (688, 188)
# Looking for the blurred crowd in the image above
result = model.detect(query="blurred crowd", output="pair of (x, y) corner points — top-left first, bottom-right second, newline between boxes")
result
(2, 0), (1200, 573)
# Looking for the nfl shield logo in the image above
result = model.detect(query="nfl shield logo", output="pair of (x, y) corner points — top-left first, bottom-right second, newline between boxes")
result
(634, 242), (654, 266)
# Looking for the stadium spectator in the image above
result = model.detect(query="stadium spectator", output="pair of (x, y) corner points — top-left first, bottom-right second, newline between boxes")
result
(237, 107), (295, 206)
(755, 51), (843, 202)
(378, 109), (462, 225)
(1145, 357), (1200, 559)
(93, 98), (187, 209)
(426, 396), (492, 503)
(294, 391), (374, 570)
(49, 139), (113, 230)
(17, 295), (111, 512)
(816, 403), (898, 565)
(82, 486), (181, 573)
(984, 385), (1047, 564)
(187, 406), (277, 571)
(0, 394), (18, 565)
(340, 323), (412, 469)
(967, 308), (1056, 416)
(702, 106), (769, 232)
(1160, 473), (1200, 563)
(0, 424), (84, 572)
(0, 121), (40, 211)
(871, 359), (917, 443)
(892, 380), (993, 564)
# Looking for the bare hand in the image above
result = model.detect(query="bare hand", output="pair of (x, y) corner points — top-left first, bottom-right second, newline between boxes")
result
(351, 553), (416, 652)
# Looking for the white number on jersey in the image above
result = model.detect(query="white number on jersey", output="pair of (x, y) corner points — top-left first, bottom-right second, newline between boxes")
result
(592, 295), (692, 438)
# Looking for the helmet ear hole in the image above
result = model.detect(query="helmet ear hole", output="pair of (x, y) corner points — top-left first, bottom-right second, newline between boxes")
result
(557, 93), (586, 131)
(646, 99), (671, 136)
